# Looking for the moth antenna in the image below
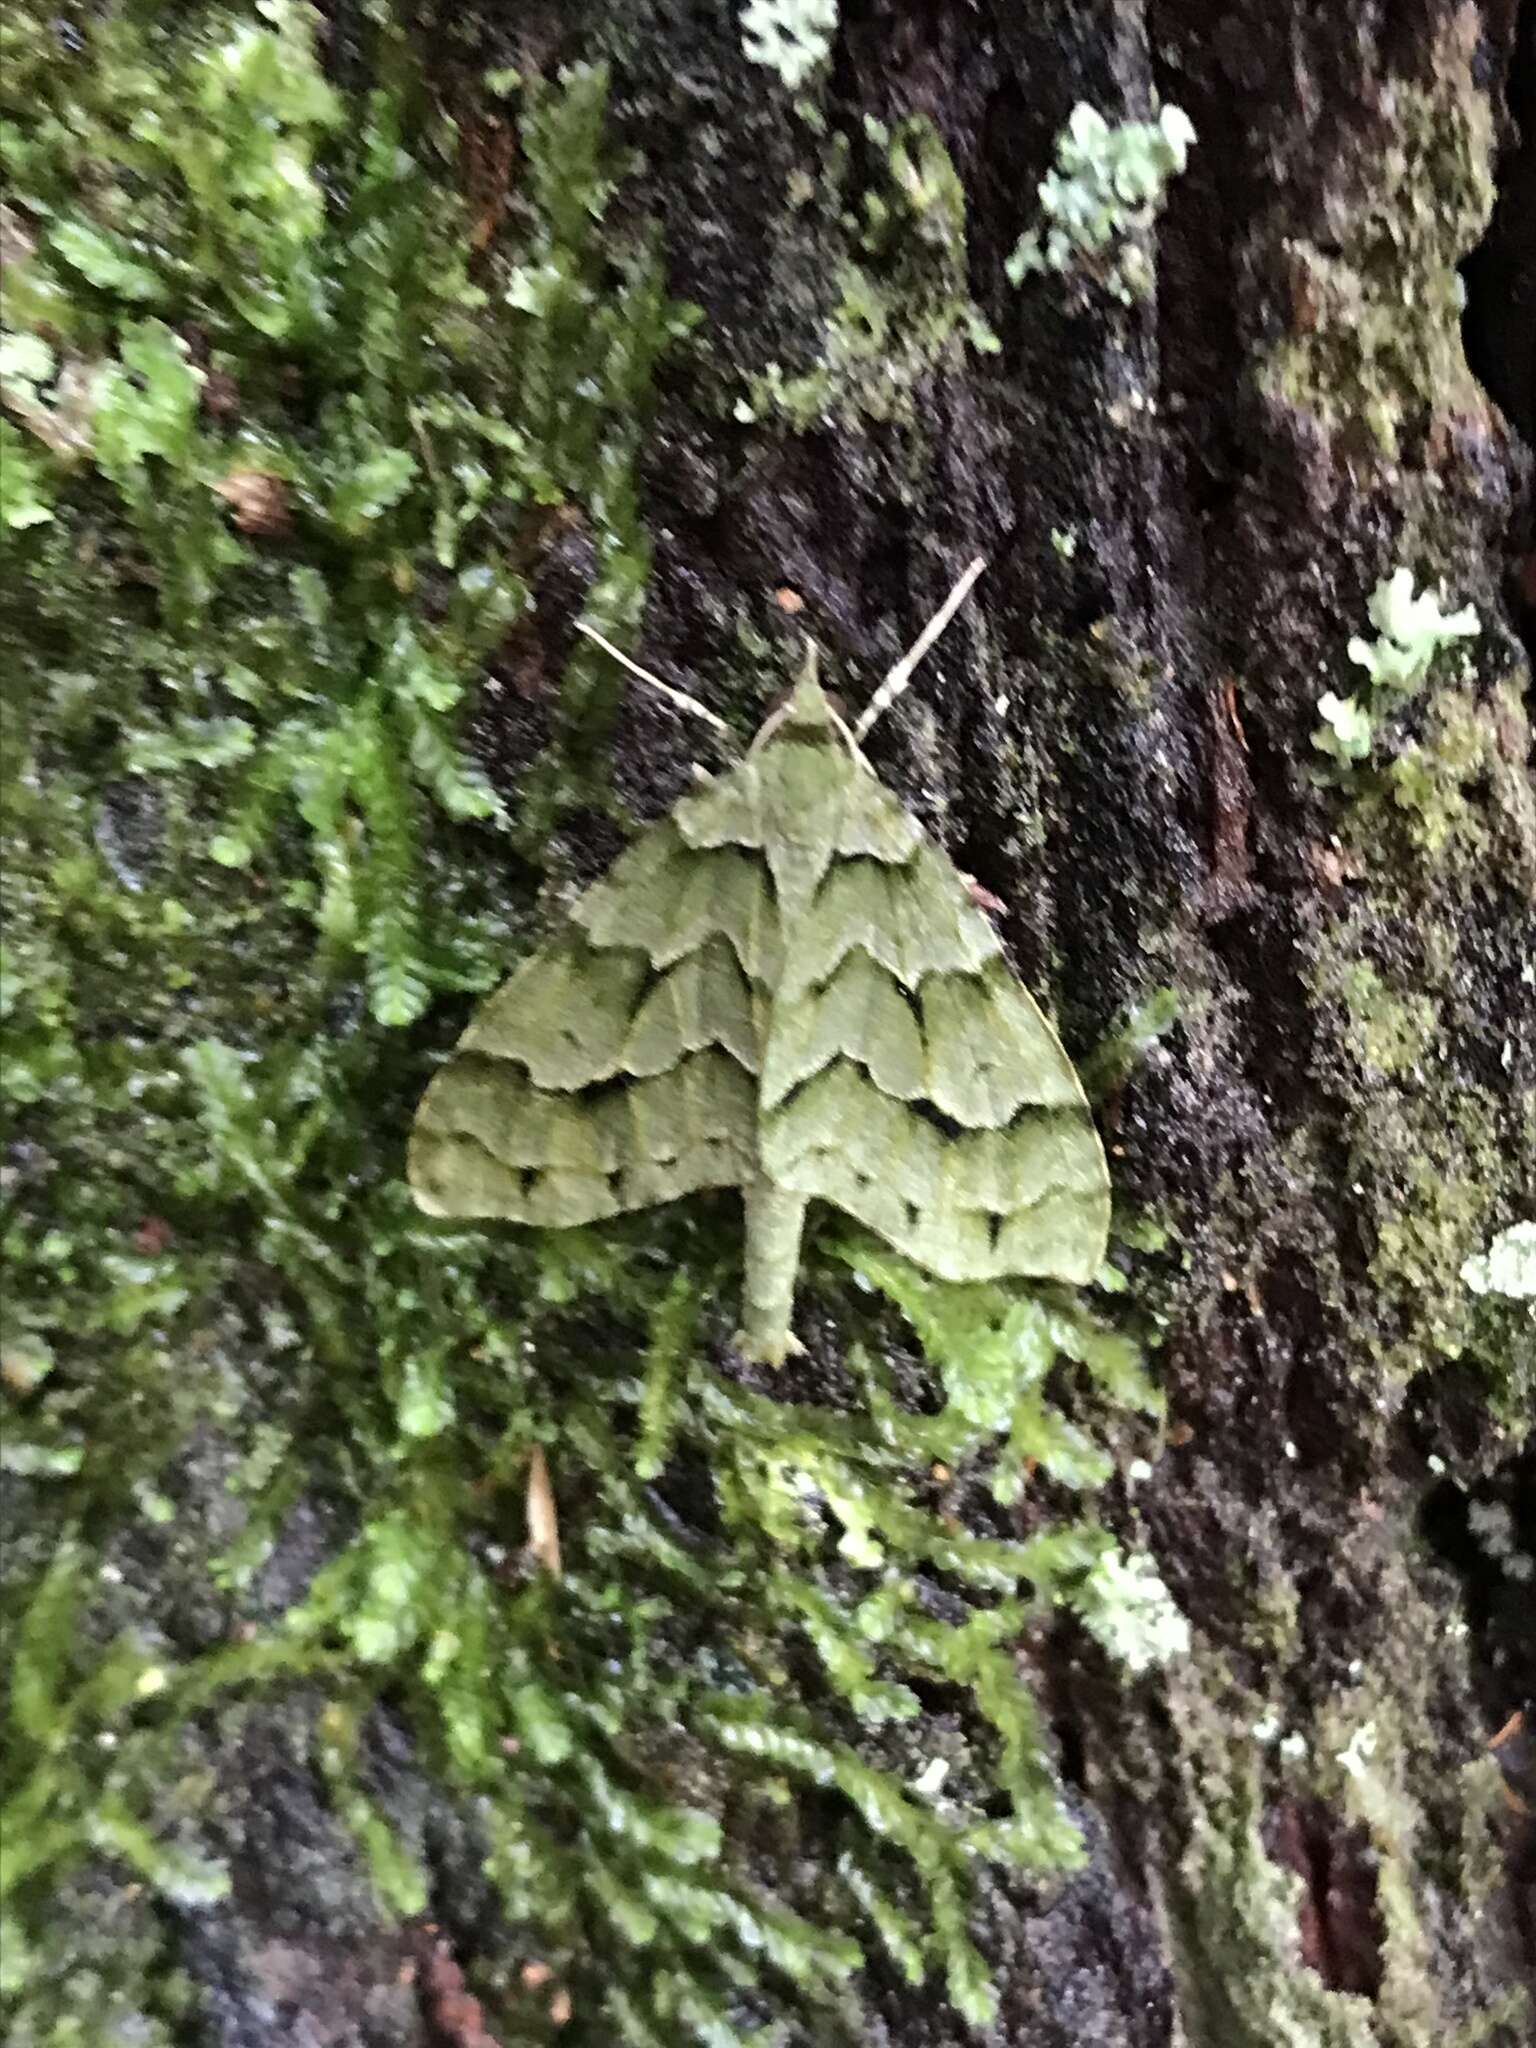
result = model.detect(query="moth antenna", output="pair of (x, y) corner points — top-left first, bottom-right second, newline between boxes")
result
(576, 621), (735, 740)
(852, 555), (988, 743)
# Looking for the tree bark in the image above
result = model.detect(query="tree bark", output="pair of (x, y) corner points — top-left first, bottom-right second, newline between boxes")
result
(4, 4), (1533, 2046)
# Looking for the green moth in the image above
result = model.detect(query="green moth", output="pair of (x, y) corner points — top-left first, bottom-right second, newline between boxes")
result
(409, 588), (1111, 1362)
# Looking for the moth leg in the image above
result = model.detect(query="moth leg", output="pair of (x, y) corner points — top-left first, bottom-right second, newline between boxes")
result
(736, 1177), (809, 1365)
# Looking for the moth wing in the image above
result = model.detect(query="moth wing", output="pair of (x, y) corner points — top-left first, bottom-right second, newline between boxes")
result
(764, 1057), (1108, 1282)
(411, 1046), (758, 1231)
(761, 814), (1110, 1283)
(409, 817), (769, 1231)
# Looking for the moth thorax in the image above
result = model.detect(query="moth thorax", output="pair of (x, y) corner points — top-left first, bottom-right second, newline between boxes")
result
(755, 645), (856, 747)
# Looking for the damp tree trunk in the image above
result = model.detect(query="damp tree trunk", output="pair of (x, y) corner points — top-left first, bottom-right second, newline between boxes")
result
(3, 4), (1534, 2048)
(449, 5), (1533, 2037)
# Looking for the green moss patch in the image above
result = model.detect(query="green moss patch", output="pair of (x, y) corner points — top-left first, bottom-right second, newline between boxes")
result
(2, 8), (1180, 2043)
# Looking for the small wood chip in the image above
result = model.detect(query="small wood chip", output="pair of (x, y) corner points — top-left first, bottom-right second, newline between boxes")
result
(213, 468), (290, 537)
(526, 1444), (562, 1578)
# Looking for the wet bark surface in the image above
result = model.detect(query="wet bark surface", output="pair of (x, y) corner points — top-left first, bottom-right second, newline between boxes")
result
(400, 6), (1535, 2041)
(436, 5), (1535, 2041)
(5, 3), (1534, 2045)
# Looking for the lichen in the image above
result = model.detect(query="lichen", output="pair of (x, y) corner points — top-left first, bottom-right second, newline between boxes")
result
(1005, 101), (1196, 308)
(1166, 1668), (1529, 2048)
(739, 0), (837, 94)
(1461, 1220), (1536, 1302)
(1313, 568), (1480, 773)
(734, 114), (998, 433)
(1256, 17), (1494, 455)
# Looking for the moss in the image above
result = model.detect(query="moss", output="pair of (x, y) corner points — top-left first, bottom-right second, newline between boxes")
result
(1302, 572), (1535, 1404)
(1313, 957), (1439, 1082)
(1309, 898), (1520, 1389)
(1379, 677), (1536, 868)
(1166, 1667), (1529, 2048)
(1459, 1288), (1536, 1430)
(734, 114), (997, 433)
(4, 1869), (195, 2048)
(0, 4), (694, 1026)
(1256, 13), (1493, 456)
(1, 8), (1179, 2043)
(1170, 1729), (1380, 2048)
(1364, 1105), (1502, 1353)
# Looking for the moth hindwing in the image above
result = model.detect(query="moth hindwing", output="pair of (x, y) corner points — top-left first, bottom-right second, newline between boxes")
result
(409, 657), (1111, 1361)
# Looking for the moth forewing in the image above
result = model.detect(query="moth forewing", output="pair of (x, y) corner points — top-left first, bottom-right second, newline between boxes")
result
(751, 734), (1110, 1310)
(409, 610), (1110, 1362)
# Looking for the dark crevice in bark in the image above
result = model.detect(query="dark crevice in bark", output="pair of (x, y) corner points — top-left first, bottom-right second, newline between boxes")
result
(1462, 0), (1536, 673)
(1462, 0), (1536, 444)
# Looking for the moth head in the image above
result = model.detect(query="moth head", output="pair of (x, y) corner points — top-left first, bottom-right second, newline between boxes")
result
(753, 642), (860, 757)
(783, 643), (837, 724)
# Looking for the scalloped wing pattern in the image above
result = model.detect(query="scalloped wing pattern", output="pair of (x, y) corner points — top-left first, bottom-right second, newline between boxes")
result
(409, 680), (1110, 1335)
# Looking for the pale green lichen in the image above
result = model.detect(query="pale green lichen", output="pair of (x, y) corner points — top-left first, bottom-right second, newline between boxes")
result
(739, 0), (837, 92)
(1314, 690), (1376, 765)
(1346, 570), (1480, 693)
(1006, 101), (1196, 307)
(1078, 1547), (1190, 1673)
(1461, 1219), (1536, 1300)
(1315, 568), (1480, 770)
